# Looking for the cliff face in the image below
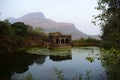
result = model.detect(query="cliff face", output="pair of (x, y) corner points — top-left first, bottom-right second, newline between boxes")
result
(8, 12), (89, 40)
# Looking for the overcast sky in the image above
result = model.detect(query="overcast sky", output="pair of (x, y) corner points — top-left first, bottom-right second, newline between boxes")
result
(0, 0), (101, 35)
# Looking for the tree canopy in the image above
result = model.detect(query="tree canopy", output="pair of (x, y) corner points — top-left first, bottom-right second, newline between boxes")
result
(11, 22), (27, 37)
(0, 20), (11, 35)
(95, 0), (120, 49)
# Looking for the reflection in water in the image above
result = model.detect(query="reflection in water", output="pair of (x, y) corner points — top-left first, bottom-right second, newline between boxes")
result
(0, 47), (107, 80)
(0, 51), (46, 80)
(50, 54), (71, 61)
(34, 56), (46, 65)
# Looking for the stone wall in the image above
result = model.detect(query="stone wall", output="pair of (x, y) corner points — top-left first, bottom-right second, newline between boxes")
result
(49, 32), (71, 48)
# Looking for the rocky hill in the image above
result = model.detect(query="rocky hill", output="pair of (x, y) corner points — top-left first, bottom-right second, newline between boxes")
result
(8, 12), (95, 40)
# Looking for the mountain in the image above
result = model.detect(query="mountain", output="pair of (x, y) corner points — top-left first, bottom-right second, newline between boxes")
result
(8, 12), (95, 40)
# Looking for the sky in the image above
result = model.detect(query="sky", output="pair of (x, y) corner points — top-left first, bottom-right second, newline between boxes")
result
(0, 0), (101, 35)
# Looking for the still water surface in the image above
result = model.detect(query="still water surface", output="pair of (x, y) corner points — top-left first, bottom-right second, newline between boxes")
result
(0, 47), (107, 80)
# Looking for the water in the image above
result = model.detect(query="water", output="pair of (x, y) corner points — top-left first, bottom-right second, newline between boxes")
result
(0, 47), (107, 80)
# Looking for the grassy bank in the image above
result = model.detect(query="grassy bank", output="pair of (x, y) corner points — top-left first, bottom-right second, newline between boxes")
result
(72, 37), (101, 47)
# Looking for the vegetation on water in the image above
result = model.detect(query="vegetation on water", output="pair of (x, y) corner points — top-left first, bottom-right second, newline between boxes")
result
(27, 47), (71, 56)
(85, 57), (94, 63)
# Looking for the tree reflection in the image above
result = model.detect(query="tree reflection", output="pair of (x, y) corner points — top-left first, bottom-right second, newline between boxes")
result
(34, 56), (46, 65)
(0, 51), (46, 80)
(50, 54), (71, 61)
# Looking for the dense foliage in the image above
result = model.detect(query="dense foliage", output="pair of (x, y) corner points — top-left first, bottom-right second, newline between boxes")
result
(0, 20), (48, 54)
(94, 0), (120, 49)
(72, 37), (101, 46)
(94, 1), (120, 79)
(0, 20), (12, 36)
(11, 22), (27, 37)
(101, 48), (120, 80)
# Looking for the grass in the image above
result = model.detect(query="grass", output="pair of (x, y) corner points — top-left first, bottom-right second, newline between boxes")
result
(27, 47), (71, 56)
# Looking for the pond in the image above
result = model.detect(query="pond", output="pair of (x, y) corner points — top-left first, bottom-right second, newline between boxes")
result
(0, 47), (107, 80)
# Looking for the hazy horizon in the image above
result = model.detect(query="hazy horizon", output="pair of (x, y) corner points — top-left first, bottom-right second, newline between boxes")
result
(0, 0), (101, 35)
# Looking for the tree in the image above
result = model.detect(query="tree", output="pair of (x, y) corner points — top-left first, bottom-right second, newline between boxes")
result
(11, 22), (27, 37)
(94, 0), (120, 49)
(0, 20), (11, 35)
(34, 27), (44, 33)
(26, 25), (33, 32)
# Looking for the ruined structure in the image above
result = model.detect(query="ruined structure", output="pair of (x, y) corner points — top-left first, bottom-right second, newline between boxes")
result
(49, 32), (71, 48)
